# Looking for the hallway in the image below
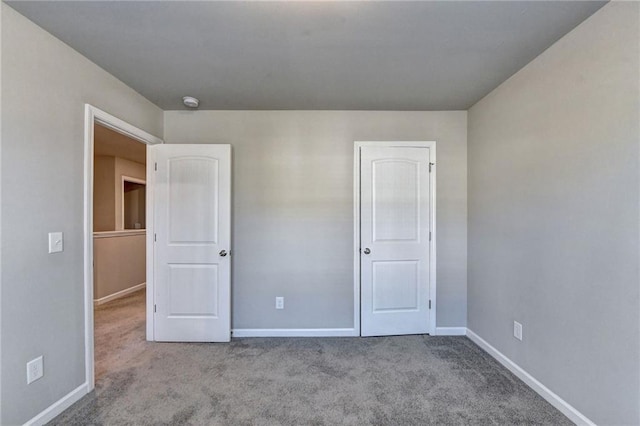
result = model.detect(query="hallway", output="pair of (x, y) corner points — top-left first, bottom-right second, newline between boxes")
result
(94, 289), (146, 381)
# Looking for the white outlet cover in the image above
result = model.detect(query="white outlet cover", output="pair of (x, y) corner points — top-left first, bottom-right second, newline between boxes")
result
(275, 297), (284, 309)
(27, 356), (44, 384)
(514, 321), (523, 341)
(48, 232), (63, 253)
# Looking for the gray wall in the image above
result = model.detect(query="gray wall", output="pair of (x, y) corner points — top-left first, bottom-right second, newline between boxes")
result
(164, 111), (467, 330)
(467, 2), (639, 425)
(0, 4), (163, 424)
(0, 3), (3, 423)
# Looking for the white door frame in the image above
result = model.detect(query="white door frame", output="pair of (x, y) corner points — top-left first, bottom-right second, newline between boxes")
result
(353, 141), (437, 336)
(83, 105), (163, 391)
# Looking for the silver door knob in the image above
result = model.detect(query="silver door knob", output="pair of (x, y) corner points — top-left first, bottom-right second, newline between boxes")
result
(363, 248), (371, 255)
(219, 250), (228, 257)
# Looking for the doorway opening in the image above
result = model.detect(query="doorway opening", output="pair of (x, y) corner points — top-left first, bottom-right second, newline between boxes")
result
(84, 105), (162, 391)
(93, 123), (147, 381)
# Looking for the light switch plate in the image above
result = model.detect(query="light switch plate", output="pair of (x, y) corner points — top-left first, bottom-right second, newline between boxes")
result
(48, 232), (63, 253)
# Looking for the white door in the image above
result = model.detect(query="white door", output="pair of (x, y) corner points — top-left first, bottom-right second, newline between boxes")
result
(153, 144), (231, 342)
(360, 144), (433, 337)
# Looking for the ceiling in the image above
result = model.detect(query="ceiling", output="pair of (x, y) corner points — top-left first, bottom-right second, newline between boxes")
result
(94, 123), (147, 165)
(7, 1), (607, 111)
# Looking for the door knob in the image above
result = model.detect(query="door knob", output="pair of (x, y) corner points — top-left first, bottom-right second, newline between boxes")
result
(219, 250), (228, 257)
(363, 248), (371, 255)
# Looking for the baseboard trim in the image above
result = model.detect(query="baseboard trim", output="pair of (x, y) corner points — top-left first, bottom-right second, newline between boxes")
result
(435, 327), (467, 336)
(94, 282), (145, 306)
(23, 382), (88, 426)
(466, 329), (595, 426)
(232, 328), (359, 337)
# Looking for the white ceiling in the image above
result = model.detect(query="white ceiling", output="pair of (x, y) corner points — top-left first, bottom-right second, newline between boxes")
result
(7, 1), (607, 110)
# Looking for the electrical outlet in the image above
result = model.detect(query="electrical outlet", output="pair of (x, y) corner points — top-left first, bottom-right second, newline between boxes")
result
(513, 321), (523, 341)
(275, 297), (284, 310)
(48, 232), (63, 253)
(27, 356), (44, 384)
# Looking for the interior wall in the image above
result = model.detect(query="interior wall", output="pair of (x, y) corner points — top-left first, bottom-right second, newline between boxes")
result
(0, 4), (163, 424)
(93, 155), (116, 231)
(467, 2), (639, 425)
(0, 4), (3, 422)
(93, 156), (145, 231)
(93, 232), (146, 300)
(114, 157), (145, 230)
(123, 186), (145, 229)
(164, 110), (467, 330)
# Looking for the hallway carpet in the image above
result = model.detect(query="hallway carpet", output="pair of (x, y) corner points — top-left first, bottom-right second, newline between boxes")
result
(94, 289), (146, 381)
(52, 297), (570, 425)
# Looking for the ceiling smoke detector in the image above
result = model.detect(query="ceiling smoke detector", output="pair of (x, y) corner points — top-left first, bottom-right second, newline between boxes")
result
(182, 96), (199, 108)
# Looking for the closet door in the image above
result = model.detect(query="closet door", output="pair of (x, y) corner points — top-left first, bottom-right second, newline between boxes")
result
(359, 145), (433, 337)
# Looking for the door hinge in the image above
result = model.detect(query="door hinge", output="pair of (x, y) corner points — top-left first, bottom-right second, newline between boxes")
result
(154, 304), (157, 313)
(429, 300), (432, 309)
(154, 233), (157, 242)
(429, 232), (432, 241)
(429, 162), (435, 173)
(154, 162), (157, 171)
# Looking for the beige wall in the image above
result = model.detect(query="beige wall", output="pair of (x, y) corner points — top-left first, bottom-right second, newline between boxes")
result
(93, 156), (116, 231)
(123, 187), (145, 229)
(92, 155), (146, 305)
(467, 2), (639, 424)
(93, 233), (146, 300)
(93, 156), (145, 231)
(164, 110), (468, 330)
(114, 157), (145, 230)
(1, 4), (163, 424)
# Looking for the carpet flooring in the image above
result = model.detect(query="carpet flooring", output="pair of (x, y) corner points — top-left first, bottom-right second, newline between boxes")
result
(51, 292), (571, 425)
(94, 289), (147, 381)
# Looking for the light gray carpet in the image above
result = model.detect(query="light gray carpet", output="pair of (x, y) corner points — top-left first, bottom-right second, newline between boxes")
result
(93, 289), (146, 381)
(51, 293), (571, 425)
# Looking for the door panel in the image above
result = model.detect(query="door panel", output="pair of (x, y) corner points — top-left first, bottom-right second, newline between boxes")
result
(154, 144), (231, 342)
(372, 260), (419, 312)
(361, 146), (431, 337)
(168, 264), (219, 316)
(373, 160), (420, 242)
(168, 157), (219, 244)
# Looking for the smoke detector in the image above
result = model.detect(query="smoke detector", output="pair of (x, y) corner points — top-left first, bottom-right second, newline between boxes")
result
(182, 96), (199, 108)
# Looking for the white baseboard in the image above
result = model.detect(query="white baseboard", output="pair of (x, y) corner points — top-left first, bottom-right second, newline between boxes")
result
(232, 328), (358, 337)
(23, 382), (88, 426)
(466, 329), (595, 426)
(435, 327), (467, 336)
(94, 282), (145, 306)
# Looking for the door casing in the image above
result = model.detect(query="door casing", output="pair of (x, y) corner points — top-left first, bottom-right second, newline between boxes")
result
(353, 141), (437, 336)
(83, 104), (163, 392)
